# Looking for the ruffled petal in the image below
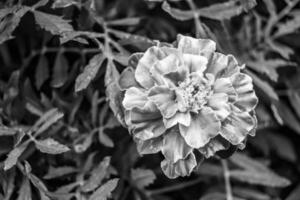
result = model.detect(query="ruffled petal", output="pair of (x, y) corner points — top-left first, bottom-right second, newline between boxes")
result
(183, 54), (208, 74)
(135, 46), (167, 89)
(198, 136), (229, 158)
(123, 87), (148, 110)
(207, 93), (231, 120)
(148, 86), (178, 118)
(179, 107), (221, 148)
(135, 136), (163, 155)
(164, 112), (191, 129)
(205, 53), (240, 79)
(230, 73), (258, 112)
(220, 106), (256, 145)
(125, 103), (166, 140)
(177, 34), (216, 54)
(161, 152), (197, 179)
(162, 127), (193, 163)
(214, 78), (237, 102)
(119, 68), (140, 91)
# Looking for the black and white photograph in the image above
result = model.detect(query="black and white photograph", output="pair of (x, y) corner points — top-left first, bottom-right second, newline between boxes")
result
(0, 0), (300, 199)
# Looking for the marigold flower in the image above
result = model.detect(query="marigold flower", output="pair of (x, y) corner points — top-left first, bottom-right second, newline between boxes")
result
(118, 35), (258, 178)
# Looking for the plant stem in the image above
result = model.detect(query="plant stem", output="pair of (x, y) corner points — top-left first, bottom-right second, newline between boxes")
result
(147, 177), (202, 196)
(221, 160), (233, 200)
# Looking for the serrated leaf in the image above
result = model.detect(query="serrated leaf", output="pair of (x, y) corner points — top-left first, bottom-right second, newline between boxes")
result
(33, 11), (73, 35)
(230, 153), (291, 187)
(51, 53), (69, 88)
(35, 138), (70, 154)
(246, 70), (279, 100)
(105, 61), (126, 126)
(75, 53), (105, 92)
(52, 0), (79, 8)
(81, 157), (111, 192)
(162, 0), (256, 21)
(98, 128), (114, 148)
(275, 14), (300, 37)
(0, 6), (29, 44)
(230, 169), (290, 187)
(34, 110), (64, 136)
(89, 178), (119, 200)
(43, 166), (77, 179)
(17, 178), (31, 200)
(4, 143), (27, 170)
(0, 126), (17, 136)
(107, 17), (141, 26)
(35, 55), (50, 90)
(131, 168), (156, 189)
(273, 101), (300, 134)
(247, 58), (293, 82)
(32, 108), (61, 131)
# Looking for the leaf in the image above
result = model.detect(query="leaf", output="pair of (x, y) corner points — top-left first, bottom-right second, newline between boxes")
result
(131, 168), (156, 189)
(17, 178), (31, 200)
(0, 126), (17, 136)
(98, 128), (114, 148)
(35, 55), (50, 90)
(35, 138), (70, 154)
(288, 92), (300, 119)
(107, 17), (141, 26)
(33, 10), (73, 35)
(75, 53), (105, 92)
(105, 61), (126, 126)
(233, 187), (271, 200)
(0, 6), (29, 44)
(275, 13), (300, 37)
(43, 166), (77, 179)
(52, 0), (79, 8)
(81, 157), (111, 192)
(89, 178), (119, 200)
(50, 53), (69, 88)
(4, 143), (27, 170)
(162, 0), (257, 21)
(273, 101), (300, 134)
(246, 69), (279, 101)
(230, 153), (291, 187)
(247, 58), (293, 82)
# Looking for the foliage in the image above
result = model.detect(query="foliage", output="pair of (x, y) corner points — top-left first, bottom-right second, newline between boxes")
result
(0, 0), (300, 199)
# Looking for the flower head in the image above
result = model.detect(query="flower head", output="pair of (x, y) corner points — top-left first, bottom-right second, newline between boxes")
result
(118, 35), (258, 178)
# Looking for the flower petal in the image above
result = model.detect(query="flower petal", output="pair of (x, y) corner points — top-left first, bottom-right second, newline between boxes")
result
(205, 53), (240, 79)
(164, 112), (191, 129)
(198, 136), (229, 158)
(123, 87), (148, 110)
(135, 136), (163, 155)
(161, 152), (197, 179)
(177, 34), (216, 54)
(179, 107), (221, 148)
(162, 127), (193, 163)
(148, 86), (178, 118)
(207, 93), (231, 120)
(119, 67), (139, 90)
(135, 46), (167, 89)
(220, 106), (256, 145)
(230, 73), (258, 112)
(214, 78), (237, 102)
(183, 54), (208, 74)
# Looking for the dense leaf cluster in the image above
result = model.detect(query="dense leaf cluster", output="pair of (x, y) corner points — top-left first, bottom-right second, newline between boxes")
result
(0, 0), (300, 199)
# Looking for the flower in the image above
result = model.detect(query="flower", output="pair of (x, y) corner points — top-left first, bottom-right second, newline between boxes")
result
(118, 35), (258, 178)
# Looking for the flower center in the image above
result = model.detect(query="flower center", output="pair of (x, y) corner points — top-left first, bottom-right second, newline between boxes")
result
(177, 75), (212, 113)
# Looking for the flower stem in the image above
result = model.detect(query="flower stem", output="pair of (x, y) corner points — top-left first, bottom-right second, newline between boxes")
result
(221, 160), (233, 200)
